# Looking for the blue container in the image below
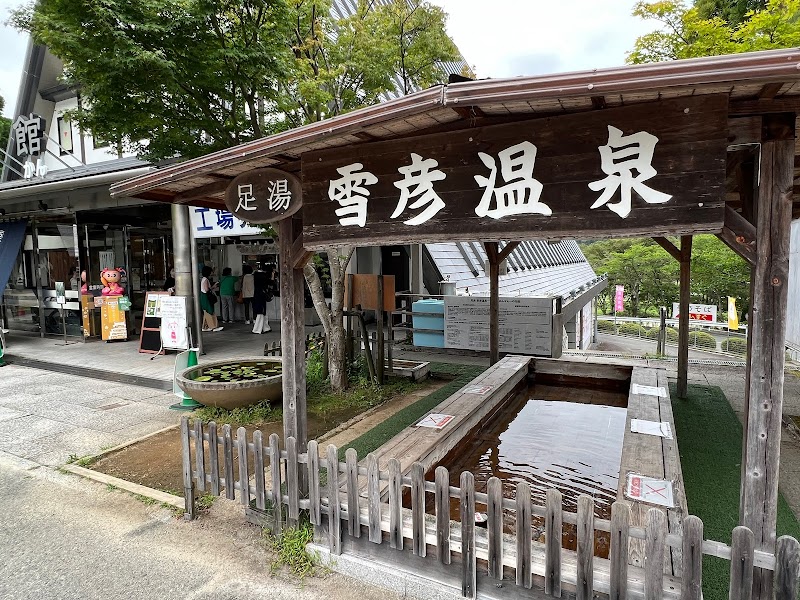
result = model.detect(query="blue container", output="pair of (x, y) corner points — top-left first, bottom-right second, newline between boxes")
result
(412, 299), (445, 348)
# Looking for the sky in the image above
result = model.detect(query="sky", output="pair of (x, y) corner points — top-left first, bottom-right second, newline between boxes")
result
(0, 0), (656, 118)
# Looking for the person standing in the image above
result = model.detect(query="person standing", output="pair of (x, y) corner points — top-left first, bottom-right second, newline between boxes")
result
(251, 264), (274, 334)
(241, 265), (254, 324)
(200, 266), (223, 332)
(219, 267), (238, 323)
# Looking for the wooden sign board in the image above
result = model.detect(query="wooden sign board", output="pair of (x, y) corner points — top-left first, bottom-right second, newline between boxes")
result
(345, 274), (395, 312)
(301, 95), (728, 249)
(225, 168), (302, 224)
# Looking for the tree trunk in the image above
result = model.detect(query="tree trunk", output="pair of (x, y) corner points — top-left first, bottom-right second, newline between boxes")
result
(303, 245), (354, 392)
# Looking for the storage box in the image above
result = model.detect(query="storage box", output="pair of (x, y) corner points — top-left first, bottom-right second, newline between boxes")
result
(412, 299), (445, 348)
(412, 299), (445, 330)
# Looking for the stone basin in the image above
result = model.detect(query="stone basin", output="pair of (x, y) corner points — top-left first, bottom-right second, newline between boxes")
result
(176, 357), (282, 410)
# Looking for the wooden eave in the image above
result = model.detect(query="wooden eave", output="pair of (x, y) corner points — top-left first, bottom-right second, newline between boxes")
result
(109, 48), (800, 220)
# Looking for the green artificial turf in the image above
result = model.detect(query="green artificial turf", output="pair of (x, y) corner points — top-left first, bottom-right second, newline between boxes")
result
(339, 362), (486, 460)
(669, 383), (800, 600)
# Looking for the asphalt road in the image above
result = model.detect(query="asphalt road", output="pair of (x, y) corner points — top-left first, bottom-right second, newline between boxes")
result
(0, 454), (400, 600)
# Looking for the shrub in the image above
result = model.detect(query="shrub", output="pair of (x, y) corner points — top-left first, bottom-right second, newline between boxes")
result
(619, 322), (647, 337)
(645, 326), (679, 342)
(722, 338), (748, 355)
(597, 320), (614, 332)
(689, 330), (717, 350)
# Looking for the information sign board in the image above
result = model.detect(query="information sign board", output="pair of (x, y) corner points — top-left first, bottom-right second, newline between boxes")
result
(444, 295), (554, 356)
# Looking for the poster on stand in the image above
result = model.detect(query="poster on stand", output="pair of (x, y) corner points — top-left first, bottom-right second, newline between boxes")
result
(159, 296), (189, 351)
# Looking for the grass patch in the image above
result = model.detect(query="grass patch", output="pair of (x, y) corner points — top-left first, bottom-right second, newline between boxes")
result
(670, 383), (800, 600)
(66, 453), (97, 467)
(195, 493), (216, 513)
(266, 519), (317, 577)
(339, 362), (486, 460)
(192, 401), (281, 426)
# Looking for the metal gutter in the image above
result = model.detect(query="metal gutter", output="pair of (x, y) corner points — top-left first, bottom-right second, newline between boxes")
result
(0, 166), (153, 201)
(110, 48), (800, 201)
(444, 47), (800, 104)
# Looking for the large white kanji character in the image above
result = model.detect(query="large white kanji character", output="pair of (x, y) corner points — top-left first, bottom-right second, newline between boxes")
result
(391, 153), (446, 226)
(588, 125), (672, 219)
(474, 141), (550, 219)
(12, 113), (45, 156)
(267, 179), (292, 212)
(328, 163), (378, 227)
(236, 183), (257, 212)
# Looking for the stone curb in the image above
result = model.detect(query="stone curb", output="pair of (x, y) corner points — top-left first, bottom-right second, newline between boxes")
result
(83, 423), (179, 462)
(62, 464), (184, 509)
(58, 424), (183, 509)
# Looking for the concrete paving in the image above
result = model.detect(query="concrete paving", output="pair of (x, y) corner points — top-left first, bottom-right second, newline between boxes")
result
(3, 321), (323, 385)
(0, 453), (401, 600)
(0, 364), (180, 466)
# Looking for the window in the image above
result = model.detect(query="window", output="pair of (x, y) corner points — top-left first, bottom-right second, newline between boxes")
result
(57, 116), (73, 155)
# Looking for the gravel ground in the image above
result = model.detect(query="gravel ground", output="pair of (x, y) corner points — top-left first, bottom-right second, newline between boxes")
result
(0, 452), (401, 600)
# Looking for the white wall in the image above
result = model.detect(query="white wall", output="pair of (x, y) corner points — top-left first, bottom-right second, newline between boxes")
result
(787, 220), (800, 353)
(41, 97), (136, 172)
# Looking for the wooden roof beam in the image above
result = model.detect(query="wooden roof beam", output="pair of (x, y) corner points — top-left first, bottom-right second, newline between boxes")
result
(353, 131), (380, 142)
(591, 96), (607, 110)
(757, 82), (785, 99)
(451, 105), (487, 120)
(497, 241), (520, 263)
(717, 205), (756, 266)
(653, 236), (681, 262)
(173, 178), (231, 203)
(729, 97), (800, 115)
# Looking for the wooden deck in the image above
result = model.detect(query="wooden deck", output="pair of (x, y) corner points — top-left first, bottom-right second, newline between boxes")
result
(618, 367), (687, 576)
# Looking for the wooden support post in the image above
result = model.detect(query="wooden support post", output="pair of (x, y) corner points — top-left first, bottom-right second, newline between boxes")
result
(740, 112), (795, 600)
(377, 274), (385, 383)
(485, 242), (500, 365)
(279, 217), (308, 450)
(677, 236), (692, 399)
(346, 273), (354, 365)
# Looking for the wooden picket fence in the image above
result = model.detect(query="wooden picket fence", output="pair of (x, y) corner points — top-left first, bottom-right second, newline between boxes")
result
(180, 418), (800, 599)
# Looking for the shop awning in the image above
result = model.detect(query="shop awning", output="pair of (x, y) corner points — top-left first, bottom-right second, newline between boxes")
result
(0, 220), (27, 302)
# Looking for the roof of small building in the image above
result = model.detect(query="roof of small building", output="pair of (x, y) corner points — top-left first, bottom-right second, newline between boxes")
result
(427, 239), (598, 297)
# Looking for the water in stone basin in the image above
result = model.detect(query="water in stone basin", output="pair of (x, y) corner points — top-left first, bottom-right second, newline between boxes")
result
(189, 361), (282, 383)
(438, 384), (628, 557)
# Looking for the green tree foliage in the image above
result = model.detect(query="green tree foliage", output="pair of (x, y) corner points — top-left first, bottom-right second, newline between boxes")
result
(12, 0), (293, 161)
(581, 235), (748, 318)
(628, 0), (800, 64)
(582, 239), (678, 317)
(0, 96), (10, 153)
(277, 0), (460, 129)
(12, 0), (461, 162)
(689, 235), (750, 314)
(695, 0), (767, 25)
